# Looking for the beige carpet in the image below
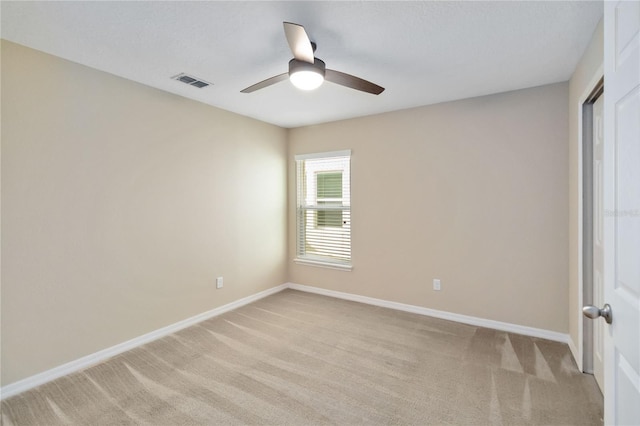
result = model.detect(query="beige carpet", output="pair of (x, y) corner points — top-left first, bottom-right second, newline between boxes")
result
(1, 289), (603, 425)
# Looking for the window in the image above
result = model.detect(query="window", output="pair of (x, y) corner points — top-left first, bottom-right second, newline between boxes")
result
(295, 150), (351, 269)
(316, 172), (343, 227)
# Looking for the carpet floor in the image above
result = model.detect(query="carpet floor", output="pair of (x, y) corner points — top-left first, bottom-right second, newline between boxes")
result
(1, 289), (603, 425)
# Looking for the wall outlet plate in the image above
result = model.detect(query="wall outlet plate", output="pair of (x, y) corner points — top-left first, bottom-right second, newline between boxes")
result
(216, 277), (223, 289)
(433, 279), (441, 291)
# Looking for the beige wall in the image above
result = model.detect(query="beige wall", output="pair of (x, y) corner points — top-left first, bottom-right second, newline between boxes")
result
(1, 37), (579, 388)
(289, 83), (569, 333)
(568, 20), (604, 354)
(1, 41), (288, 385)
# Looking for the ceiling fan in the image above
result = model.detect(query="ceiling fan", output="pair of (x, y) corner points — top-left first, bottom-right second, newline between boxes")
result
(241, 22), (385, 95)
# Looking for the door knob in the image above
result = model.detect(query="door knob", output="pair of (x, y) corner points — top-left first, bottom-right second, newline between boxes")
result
(583, 303), (613, 324)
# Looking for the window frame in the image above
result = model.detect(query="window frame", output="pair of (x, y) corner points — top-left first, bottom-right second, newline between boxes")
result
(294, 150), (352, 271)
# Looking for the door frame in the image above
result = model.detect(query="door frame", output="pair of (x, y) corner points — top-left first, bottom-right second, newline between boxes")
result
(575, 66), (603, 374)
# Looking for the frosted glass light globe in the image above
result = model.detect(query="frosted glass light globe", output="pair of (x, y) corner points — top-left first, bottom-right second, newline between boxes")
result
(290, 70), (324, 91)
(288, 58), (326, 91)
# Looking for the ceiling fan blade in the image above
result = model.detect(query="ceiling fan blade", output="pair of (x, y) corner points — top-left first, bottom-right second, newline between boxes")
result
(283, 22), (314, 64)
(325, 69), (385, 95)
(240, 73), (289, 93)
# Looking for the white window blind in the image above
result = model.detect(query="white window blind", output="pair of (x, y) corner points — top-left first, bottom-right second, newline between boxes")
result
(295, 151), (351, 267)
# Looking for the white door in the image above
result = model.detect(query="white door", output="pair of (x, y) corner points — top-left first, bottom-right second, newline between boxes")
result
(603, 1), (640, 424)
(592, 94), (605, 391)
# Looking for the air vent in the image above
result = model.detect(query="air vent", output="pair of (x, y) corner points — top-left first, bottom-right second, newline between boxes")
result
(171, 73), (212, 88)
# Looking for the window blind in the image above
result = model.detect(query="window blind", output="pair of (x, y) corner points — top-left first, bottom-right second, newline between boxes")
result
(295, 151), (351, 266)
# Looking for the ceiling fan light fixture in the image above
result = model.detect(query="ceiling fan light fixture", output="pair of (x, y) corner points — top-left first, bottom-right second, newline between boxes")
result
(289, 58), (325, 91)
(290, 70), (324, 91)
(241, 23), (384, 95)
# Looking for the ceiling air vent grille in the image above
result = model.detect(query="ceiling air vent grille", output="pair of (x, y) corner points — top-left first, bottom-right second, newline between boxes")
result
(171, 73), (212, 88)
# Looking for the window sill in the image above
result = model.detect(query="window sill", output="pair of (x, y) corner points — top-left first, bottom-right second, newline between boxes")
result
(293, 258), (353, 271)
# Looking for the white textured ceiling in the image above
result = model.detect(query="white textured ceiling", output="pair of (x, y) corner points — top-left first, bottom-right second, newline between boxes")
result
(1, 1), (602, 128)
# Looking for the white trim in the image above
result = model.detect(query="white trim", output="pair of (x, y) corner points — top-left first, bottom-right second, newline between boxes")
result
(568, 337), (581, 370)
(2, 280), (573, 400)
(293, 258), (352, 271)
(0, 283), (288, 399)
(287, 283), (569, 343)
(295, 150), (351, 161)
(575, 63), (605, 373)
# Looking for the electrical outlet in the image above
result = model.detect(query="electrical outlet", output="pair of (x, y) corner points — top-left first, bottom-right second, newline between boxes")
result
(433, 279), (441, 291)
(216, 277), (223, 289)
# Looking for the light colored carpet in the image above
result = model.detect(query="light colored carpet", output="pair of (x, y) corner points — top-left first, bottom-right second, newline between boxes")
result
(1, 289), (603, 425)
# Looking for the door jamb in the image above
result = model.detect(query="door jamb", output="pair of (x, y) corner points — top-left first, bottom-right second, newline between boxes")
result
(575, 68), (604, 373)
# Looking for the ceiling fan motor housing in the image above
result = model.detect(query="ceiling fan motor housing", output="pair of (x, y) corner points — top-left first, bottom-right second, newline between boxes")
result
(288, 58), (326, 77)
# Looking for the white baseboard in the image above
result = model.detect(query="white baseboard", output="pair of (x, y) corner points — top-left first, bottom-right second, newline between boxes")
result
(0, 283), (288, 399)
(2, 281), (571, 399)
(568, 337), (582, 372)
(287, 283), (570, 344)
